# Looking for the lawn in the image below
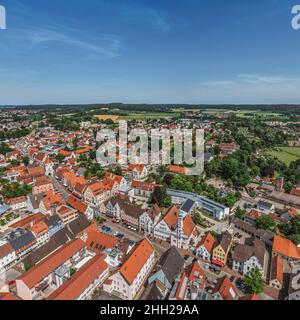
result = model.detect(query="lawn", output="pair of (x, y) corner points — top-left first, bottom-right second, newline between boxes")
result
(268, 147), (300, 165)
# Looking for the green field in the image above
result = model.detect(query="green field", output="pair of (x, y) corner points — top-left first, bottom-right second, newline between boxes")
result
(268, 147), (300, 165)
(201, 109), (287, 120)
(120, 112), (180, 120)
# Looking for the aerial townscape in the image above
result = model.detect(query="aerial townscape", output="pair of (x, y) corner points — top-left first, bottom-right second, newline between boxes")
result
(0, 104), (300, 301)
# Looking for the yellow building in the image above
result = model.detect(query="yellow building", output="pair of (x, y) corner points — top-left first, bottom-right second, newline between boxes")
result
(212, 231), (232, 267)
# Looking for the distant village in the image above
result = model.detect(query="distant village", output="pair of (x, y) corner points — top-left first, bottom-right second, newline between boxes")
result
(1, 107), (300, 301)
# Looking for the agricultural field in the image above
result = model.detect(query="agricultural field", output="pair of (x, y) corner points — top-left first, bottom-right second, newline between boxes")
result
(119, 111), (180, 120)
(94, 115), (120, 122)
(202, 109), (287, 120)
(267, 147), (300, 165)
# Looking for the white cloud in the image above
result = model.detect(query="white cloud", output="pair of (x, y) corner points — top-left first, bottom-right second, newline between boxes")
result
(238, 74), (300, 85)
(3, 27), (121, 60)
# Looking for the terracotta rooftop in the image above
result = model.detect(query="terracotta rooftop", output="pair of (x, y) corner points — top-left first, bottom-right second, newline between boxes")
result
(119, 238), (154, 285)
(47, 254), (108, 300)
(17, 239), (86, 289)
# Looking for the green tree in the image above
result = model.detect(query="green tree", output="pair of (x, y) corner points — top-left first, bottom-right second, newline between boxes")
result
(0, 142), (11, 155)
(244, 267), (265, 294)
(22, 156), (30, 166)
(55, 154), (66, 163)
(150, 186), (171, 207)
(235, 206), (246, 219)
(256, 215), (276, 231)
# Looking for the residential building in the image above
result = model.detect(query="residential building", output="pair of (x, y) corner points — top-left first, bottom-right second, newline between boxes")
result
(4, 196), (27, 211)
(56, 205), (79, 224)
(0, 240), (16, 273)
(212, 231), (232, 267)
(104, 194), (131, 220)
(44, 214), (65, 237)
(269, 256), (283, 290)
(16, 239), (88, 300)
(83, 182), (112, 206)
(211, 275), (238, 300)
(232, 238), (266, 277)
(139, 204), (162, 235)
(103, 239), (155, 300)
(196, 232), (215, 261)
(5, 228), (37, 260)
(169, 260), (206, 300)
(47, 254), (109, 300)
(257, 200), (275, 214)
(130, 180), (160, 198)
(104, 172), (127, 193)
(272, 235), (300, 261)
(32, 178), (54, 195)
(66, 195), (95, 221)
(127, 164), (148, 180)
(148, 246), (184, 290)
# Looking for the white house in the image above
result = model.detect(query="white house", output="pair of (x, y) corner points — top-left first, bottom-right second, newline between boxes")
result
(0, 240), (16, 273)
(196, 232), (216, 261)
(154, 206), (179, 241)
(139, 204), (161, 235)
(232, 238), (266, 277)
(257, 200), (275, 214)
(104, 172), (127, 193)
(103, 239), (155, 300)
(4, 196), (27, 211)
(127, 164), (148, 180)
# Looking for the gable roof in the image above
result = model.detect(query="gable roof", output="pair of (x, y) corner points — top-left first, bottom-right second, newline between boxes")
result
(47, 254), (108, 300)
(215, 231), (232, 253)
(66, 195), (87, 214)
(157, 246), (184, 285)
(212, 275), (238, 300)
(163, 206), (180, 230)
(198, 232), (215, 253)
(272, 235), (300, 260)
(232, 238), (265, 266)
(183, 215), (196, 237)
(270, 256), (283, 285)
(119, 238), (154, 285)
(17, 239), (86, 289)
(0, 242), (14, 259)
(86, 231), (118, 252)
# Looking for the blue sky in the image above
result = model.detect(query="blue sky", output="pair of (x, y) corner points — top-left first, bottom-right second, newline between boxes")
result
(0, 0), (300, 105)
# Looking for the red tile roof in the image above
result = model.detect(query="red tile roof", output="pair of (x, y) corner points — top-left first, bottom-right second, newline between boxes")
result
(270, 256), (283, 285)
(119, 238), (154, 285)
(30, 221), (49, 237)
(66, 195), (87, 214)
(0, 242), (14, 259)
(86, 230), (118, 252)
(290, 188), (300, 197)
(212, 275), (238, 300)
(17, 239), (86, 289)
(131, 180), (160, 191)
(48, 254), (108, 300)
(167, 165), (189, 175)
(198, 232), (215, 253)
(272, 235), (300, 260)
(0, 292), (17, 300)
(163, 206), (179, 230)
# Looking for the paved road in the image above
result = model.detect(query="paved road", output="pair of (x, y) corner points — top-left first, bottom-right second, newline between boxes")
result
(50, 176), (70, 200)
(104, 219), (168, 257)
(197, 210), (230, 234)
